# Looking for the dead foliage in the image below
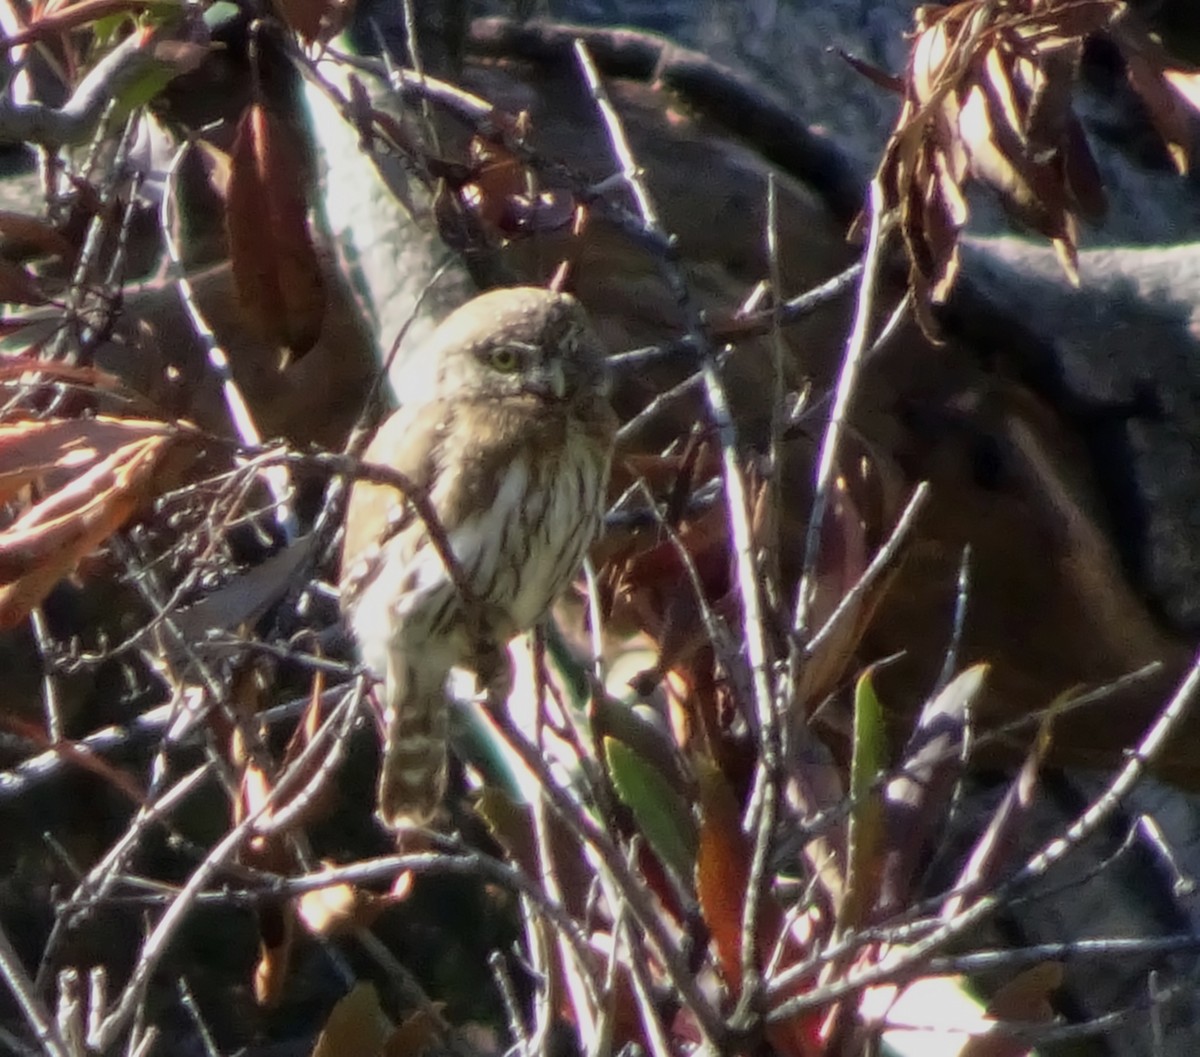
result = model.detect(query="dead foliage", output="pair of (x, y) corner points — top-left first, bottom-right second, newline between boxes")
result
(869, 0), (1200, 333)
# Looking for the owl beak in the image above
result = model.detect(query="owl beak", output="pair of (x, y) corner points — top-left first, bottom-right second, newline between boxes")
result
(529, 361), (568, 401)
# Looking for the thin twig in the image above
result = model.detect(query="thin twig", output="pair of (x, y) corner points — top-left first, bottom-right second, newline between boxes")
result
(791, 179), (889, 647)
(803, 481), (929, 660)
(765, 648), (1200, 1019)
(87, 693), (358, 1051)
(0, 916), (70, 1057)
(572, 37), (783, 1027)
(482, 698), (725, 1049)
(160, 141), (297, 541)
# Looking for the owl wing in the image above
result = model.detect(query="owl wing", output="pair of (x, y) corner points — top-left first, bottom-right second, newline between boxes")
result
(339, 399), (450, 604)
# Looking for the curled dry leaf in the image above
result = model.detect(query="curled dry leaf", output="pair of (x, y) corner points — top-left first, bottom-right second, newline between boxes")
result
(459, 135), (577, 239)
(254, 901), (294, 1008)
(297, 871), (392, 936)
(872, 0), (1200, 332)
(0, 416), (202, 628)
(228, 102), (326, 363)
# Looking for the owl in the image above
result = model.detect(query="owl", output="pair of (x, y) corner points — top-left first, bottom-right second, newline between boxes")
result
(339, 287), (617, 828)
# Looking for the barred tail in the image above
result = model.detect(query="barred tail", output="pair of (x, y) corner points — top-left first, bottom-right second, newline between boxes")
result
(376, 658), (448, 830)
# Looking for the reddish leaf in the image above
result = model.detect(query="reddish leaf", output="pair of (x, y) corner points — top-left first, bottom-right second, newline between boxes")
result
(696, 760), (823, 1057)
(0, 259), (47, 305)
(3, 0), (155, 46)
(0, 210), (75, 261)
(0, 712), (145, 802)
(271, 0), (352, 44)
(0, 417), (201, 628)
(228, 103), (326, 361)
(696, 759), (752, 989)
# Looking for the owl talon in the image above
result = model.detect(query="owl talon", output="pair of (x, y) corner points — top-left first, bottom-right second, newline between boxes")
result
(473, 639), (514, 702)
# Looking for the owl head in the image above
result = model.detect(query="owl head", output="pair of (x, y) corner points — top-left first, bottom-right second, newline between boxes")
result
(426, 287), (610, 408)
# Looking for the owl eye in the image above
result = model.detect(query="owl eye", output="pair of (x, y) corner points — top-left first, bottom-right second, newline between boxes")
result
(487, 346), (522, 373)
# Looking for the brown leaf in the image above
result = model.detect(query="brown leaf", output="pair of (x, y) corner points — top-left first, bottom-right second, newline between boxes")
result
(254, 902), (294, 1007)
(794, 470), (872, 707)
(880, 1), (1127, 324)
(959, 963), (1063, 1057)
(0, 417), (200, 628)
(228, 103), (326, 361)
(0, 259), (46, 305)
(0, 358), (124, 394)
(837, 48), (904, 93)
(298, 872), (391, 936)
(0, 210), (75, 261)
(311, 983), (391, 1057)
(271, 0), (353, 44)
(696, 760), (824, 1057)
(695, 759), (749, 989)
(1111, 16), (1200, 175)
(384, 1009), (443, 1057)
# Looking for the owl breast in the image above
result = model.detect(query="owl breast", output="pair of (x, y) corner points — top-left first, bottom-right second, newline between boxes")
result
(447, 421), (610, 640)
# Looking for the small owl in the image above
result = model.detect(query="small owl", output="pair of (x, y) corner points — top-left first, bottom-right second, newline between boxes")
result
(340, 287), (617, 828)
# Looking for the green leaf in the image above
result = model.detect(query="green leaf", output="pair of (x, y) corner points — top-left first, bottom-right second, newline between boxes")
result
(604, 736), (697, 882)
(203, 1), (242, 30)
(839, 666), (889, 933)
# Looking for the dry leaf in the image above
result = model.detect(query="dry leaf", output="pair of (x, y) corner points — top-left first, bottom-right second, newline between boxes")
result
(311, 983), (391, 1057)
(0, 259), (47, 305)
(865, 0), (1200, 329)
(0, 417), (201, 628)
(0, 210), (76, 261)
(298, 873), (391, 935)
(228, 102), (326, 362)
(272, 0), (353, 44)
(253, 902), (294, 1007)
(960, 962), (1063, 1057)
(696, 760), (823, 1057)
